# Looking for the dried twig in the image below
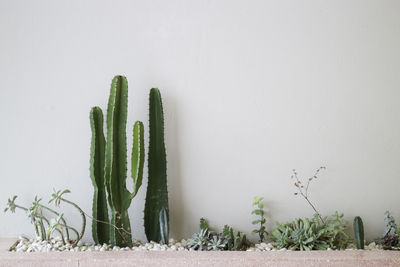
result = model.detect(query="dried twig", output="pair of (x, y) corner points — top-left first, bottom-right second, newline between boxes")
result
(291, 167), (326, 223)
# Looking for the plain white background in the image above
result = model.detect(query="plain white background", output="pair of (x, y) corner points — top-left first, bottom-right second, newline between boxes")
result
(1, 0), (399, 243)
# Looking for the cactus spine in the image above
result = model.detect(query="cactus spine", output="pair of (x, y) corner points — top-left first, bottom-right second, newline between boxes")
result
(90, 75), (145, 247)
(144, 88), (169, 242)
(354, 216), (364, 249)
(89, 107), (109, 244)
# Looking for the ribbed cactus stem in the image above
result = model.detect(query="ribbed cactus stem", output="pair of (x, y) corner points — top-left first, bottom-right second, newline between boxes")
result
(354, 216), (364, 249)
(144, 88), (169, 242)
(89, 107), (109, 244)
(105, 75), (130, 247)
(131, 121), (145, 198)
(89, 75), (145, 247)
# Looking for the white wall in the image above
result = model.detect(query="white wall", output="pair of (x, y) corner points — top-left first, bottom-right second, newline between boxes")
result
(1, 0), (399, 242)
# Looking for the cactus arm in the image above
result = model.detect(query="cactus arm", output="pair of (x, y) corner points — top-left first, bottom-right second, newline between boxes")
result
(89, 107), (109, 244)
(131, 121), (145, 198)
(354, 216), (364, 249)
(144, 88), (169, 242)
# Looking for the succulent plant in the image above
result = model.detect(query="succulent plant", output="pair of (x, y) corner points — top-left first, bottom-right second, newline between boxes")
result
(188, 229), (210, 250)
(188, 218), (250, 251)
(382, 211), (399, 248)
(271, 212), (349, 251)
(207, 235), (227, 251)
(222, 225), (250, 251)
(200, 217), (209, 231)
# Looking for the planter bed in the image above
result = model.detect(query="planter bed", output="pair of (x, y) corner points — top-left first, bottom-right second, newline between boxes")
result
(1, 238), (400, 267)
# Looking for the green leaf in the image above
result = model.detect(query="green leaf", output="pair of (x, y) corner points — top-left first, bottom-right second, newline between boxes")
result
(251, 209), (263, 215)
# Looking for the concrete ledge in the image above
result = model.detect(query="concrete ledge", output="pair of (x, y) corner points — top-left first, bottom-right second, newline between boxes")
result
(1, 238), (400, 267)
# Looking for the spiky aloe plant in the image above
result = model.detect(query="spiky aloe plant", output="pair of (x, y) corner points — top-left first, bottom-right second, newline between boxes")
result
(89, 107), (109, 244)
(144, 88), (169, 243)
(90, 75), (145, 247)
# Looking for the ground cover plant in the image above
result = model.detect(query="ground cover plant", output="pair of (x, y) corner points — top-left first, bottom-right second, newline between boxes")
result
(271, 212), (350, 250)
(187, 218), (251, 251)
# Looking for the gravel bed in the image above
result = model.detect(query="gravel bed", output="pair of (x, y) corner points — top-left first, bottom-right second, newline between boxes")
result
(12, 236), (190, 252)
(10, 236), (392, 253)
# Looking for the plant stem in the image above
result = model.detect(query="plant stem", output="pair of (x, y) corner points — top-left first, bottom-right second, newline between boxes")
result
(60, 197), (85, 244)
(304, 197), (324, 224)
(38, 204), (70, 240)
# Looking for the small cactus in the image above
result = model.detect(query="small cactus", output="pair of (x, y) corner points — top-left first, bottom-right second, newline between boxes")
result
(353, 216), (364, 249)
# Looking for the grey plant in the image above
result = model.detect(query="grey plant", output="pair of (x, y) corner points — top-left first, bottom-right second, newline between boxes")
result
(207, 235), (227, 251)
(188, 229), (210, 250)
(382, 211), (399, 248)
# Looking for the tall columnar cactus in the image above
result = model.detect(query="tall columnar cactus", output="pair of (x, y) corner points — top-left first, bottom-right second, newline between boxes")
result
(90, 75), (145, 247)
(144, 88), (169, 243)
(354, 216), (364, 249)
(89, 107), (109, 244)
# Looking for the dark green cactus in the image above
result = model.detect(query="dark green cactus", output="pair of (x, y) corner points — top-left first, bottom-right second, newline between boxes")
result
(354, 216), (364, 249)
(89, 107), (109, 244)
(90, 75), (145, 247)
(144, 88), (169, 242)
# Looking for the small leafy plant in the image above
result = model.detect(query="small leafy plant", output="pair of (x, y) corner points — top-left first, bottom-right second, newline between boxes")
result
(271, 212), (350, 250)
(251, 196), (267, 242)
(5, 189), (85, 246)
(187, 218), (251, 251)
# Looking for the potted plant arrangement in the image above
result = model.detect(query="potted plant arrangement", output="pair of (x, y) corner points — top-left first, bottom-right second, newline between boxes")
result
(4, 76), (400, 256)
